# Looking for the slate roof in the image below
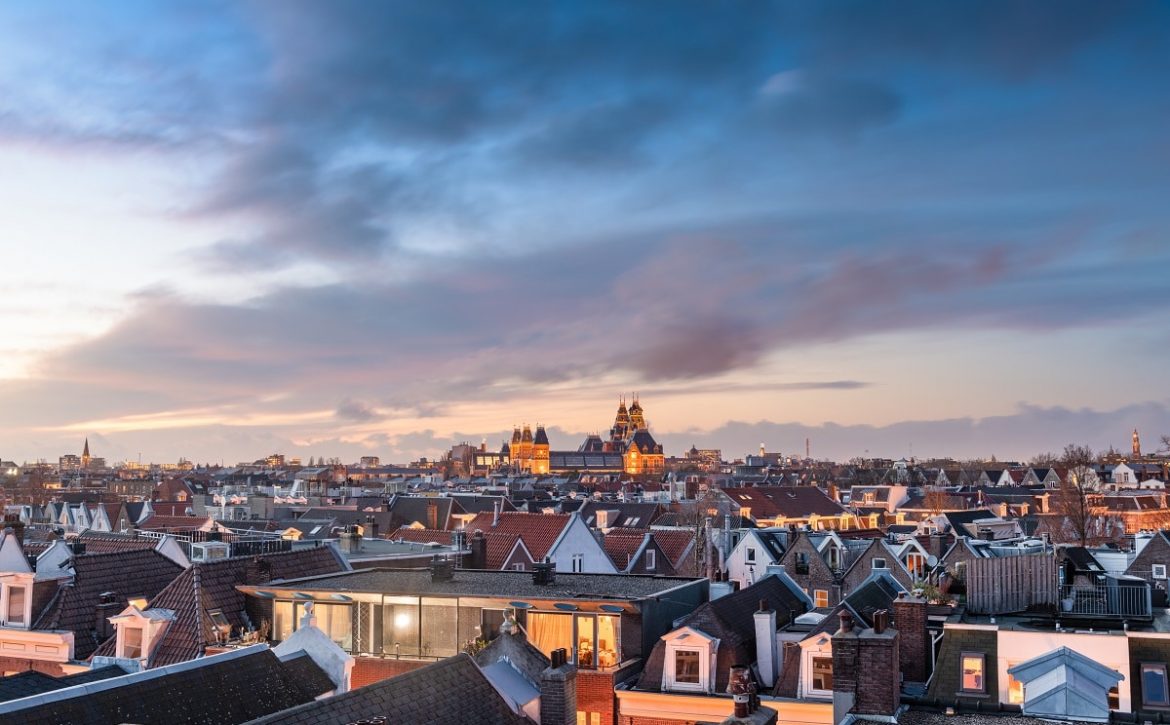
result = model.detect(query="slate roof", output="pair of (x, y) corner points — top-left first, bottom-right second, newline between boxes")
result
(721, 486), (849, 519)
(94, 546), (347, 667)
(246, 653), (529, 725)
(463, 511), (570, 560)
(636, 574), (808, 693)
(36, 549), (186, 660)
(0, 647), (332, 725)
(578, 501), (661, 528)
(0, 665), (126, 704)
(138, 514), (209, 531)
(448, 494), (515, 515)
(385, 495), (454, 530)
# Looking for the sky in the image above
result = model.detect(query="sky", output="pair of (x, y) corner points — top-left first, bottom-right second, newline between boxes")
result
(1, 1), (1168, 466)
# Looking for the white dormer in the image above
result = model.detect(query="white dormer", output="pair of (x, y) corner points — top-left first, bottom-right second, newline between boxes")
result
(109, 605), (175, 668)
(660, 626), (719, 694)
(798, 632), (834, 700)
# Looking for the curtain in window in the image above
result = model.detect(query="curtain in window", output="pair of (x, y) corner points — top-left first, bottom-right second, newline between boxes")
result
(273, 601), (293, 642)
(7, 587), (24, 624)
(597, 615), (619, 668)
(421, 599), (457, 658)
(528, 612), (572, 659)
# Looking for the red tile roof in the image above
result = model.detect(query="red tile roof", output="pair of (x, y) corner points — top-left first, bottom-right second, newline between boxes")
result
(648, 529), (697, 569)
(138, 514), (211, 531)
(601, 531), (647, 571)
(461, 511), (570, 562)
(388, 528), (526, 570)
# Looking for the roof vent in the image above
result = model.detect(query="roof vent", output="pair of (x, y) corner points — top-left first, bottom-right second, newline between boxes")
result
(532, 558), (556, 586)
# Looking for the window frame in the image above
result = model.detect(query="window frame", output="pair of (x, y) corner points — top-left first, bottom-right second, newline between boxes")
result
(960, 651), (987, 694)
(1142, 663), (1170, 707)
(872, 557), (887, 570)
(671, 648), (703, 689)
(814, 589), (829, 608)
(644, 549), (656, 570)
(1154, 564), (1167, 580)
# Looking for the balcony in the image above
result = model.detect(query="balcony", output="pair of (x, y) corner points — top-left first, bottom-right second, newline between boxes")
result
(1058, 578), (1152, 620)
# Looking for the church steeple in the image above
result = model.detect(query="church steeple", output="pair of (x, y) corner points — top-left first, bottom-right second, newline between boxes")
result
(82, 438), (91, 470)
(1133, 428), (1142, 459)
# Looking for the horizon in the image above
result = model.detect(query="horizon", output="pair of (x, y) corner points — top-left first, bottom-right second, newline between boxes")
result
(2, 2), (1168, 465)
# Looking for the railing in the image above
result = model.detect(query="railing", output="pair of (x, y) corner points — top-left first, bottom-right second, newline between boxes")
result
(1058, 582), (1152, 619)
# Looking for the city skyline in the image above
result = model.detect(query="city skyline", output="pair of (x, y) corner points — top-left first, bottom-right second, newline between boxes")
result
(2, 2), (1169, 464)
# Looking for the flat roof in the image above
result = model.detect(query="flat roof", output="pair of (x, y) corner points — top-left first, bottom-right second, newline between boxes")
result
(251, 568), (704, 601)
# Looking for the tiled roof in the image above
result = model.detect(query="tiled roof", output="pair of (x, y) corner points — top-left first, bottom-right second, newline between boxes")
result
(76, 532), (158, 553)
(245, 653), (529, 725)
(462, 511), (570, 561)
(0, 647), (331, 725)
(150, 502), (196, 517)
(0, 666), (126, 704)
(602, 531), (647, 571)
(117, 546), (347, 667)
(138, 514), (210, 531)
(721, 486), (849, 519)
(386, 528), (524, 569)
(651, 529), (698, 569)
(36, 549), (186, 660)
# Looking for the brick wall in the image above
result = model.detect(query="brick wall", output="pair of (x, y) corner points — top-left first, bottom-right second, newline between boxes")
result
(893, 595), (928, 683)
(351, 657), (430, 688)
(854, 632), (900, 715)
(619, 717), (697, 725)
(0, 657), (68, 677)
(925, 628), (998, 705)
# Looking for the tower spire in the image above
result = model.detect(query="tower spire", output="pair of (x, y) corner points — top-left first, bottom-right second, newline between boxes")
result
(1133, 428), (1142, 459)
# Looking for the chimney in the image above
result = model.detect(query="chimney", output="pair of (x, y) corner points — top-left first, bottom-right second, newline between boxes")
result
(727, 664), (759, 718)
(892, 592), (929, 684)
(532, 558), (556, 585)
(540, 648), (577, 725)
(832, 608), (900, 723)
(430, 555), (454, 582)
(3, 516), (24, 547)
(68, 540), (87, 556)
(427, 502), (438, 530)
(492, 499), (501, 527)
(754, 600), (779, 688)
(95, 590), (120, 644)
(469, 530), (488, 569)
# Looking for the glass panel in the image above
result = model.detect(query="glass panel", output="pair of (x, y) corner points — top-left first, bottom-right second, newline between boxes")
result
(421, 598), (457, 658)
(961, 654), (984, 692)
(7, 587), (25, 624)
(675, 650), (700, 684)
(597, 615), (619, 669)
(479, 609), (506, 642)
(1144, 665), (1169, 705)
(274, 601), (293, 642)
(123, 627), (143, 659)
(384, 602), (420, 656)
(528, 612), (573, 660)
(576, 614), (596, 669)
(813, 656), (833, 690)
(1008, 671), (1023, 704)
(458, 606), (484, 651)
(320, 604), (352, 651)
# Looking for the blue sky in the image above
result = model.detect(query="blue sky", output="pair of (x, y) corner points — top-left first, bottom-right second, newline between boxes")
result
(1, 1), (1168, 464)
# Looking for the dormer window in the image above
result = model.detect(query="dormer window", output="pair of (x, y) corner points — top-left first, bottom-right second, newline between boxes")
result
(122, 626), (144, 659)
(645, 550), (656, 570)
(872, 557), (887, 570)
(662, 628), (715, 693)
(5, 586), (26, 625)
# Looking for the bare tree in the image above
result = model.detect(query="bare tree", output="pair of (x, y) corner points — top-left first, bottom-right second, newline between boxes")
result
(1054, 444), (1103, 546)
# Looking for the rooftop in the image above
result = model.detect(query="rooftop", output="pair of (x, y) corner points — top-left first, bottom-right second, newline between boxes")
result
(243, 567), (704, 602)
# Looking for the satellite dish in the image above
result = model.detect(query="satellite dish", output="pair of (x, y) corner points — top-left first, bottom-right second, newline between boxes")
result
(926, 555), (939, 567)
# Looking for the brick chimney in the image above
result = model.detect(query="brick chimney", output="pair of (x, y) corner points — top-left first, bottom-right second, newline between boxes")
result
(892, 592), (929, 684)
(540, 648), (577, 725)
(832, 609), (901, 724)
(469, 530), (488, 570)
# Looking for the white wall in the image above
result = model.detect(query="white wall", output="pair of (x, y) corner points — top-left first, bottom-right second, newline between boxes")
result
(549, 515), (617, 573)
(996, 630), (1131, 712)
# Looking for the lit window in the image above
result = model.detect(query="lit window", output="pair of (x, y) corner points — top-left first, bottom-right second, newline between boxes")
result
(812, 656), (834, 691)
(128, 597), (148, 610)
(961, 653), (985, 693)
(1143, 664), (1169, 707)
(6, 586), (25, 625)
(1007, 664), (1023, 704)
(123, 627), (144, 659)
(814, 590), (829, 608)
(674, 650), (701, 684)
